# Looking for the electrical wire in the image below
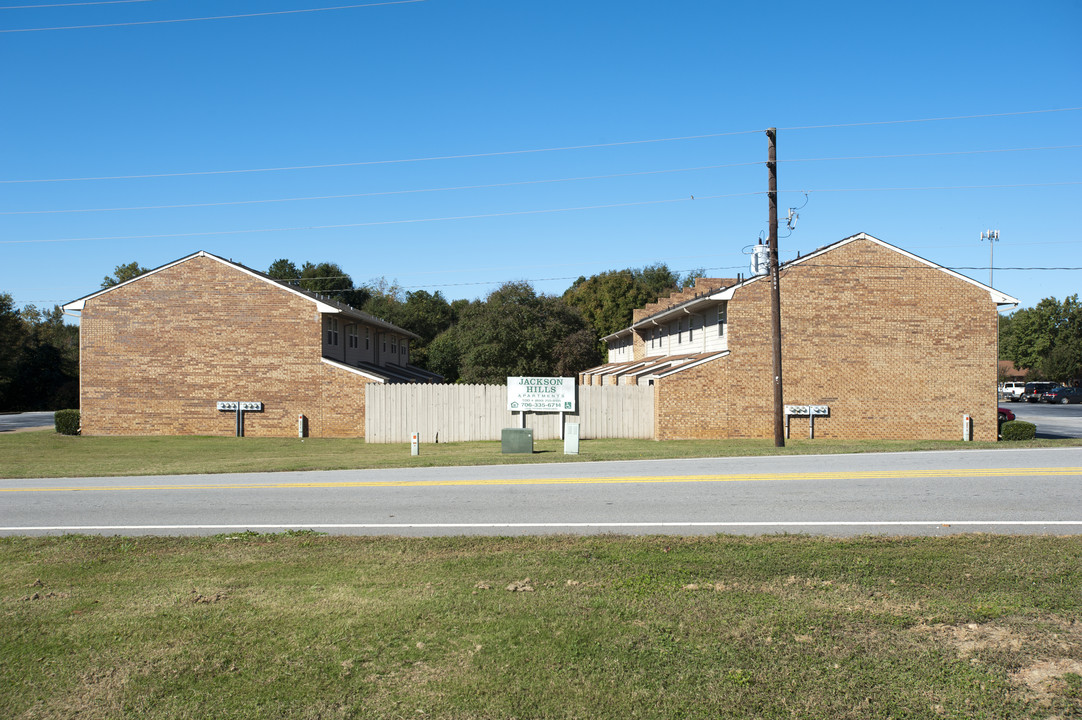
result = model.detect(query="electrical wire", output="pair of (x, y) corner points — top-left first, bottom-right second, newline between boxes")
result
(0, 161), (765, 215)
(5, 108), (1078, 185)
(781, 144), (1082, 165)
(779, 108), (1082, 131)
(0, 131), (763, 185)
(7, 181), (1082, 245)
(0, 193), (763, 244)
(0, 0), (425, 33)
(7, 144), (1079, 216)
(0, 0), (155, 8)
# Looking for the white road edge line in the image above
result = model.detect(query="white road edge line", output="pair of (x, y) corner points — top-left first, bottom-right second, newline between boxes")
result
(3, 521), (1082, 531)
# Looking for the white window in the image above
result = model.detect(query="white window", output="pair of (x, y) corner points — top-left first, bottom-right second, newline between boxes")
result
(718, 303), (727, 337)
(348, 326), (358, 349)
(326, 318), (339, 346)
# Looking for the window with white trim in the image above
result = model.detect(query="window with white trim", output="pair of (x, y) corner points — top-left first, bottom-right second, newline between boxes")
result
(365, 327), (370, 350)
(718, 302), (728, 337)
(326, 318), (339, 346)
(348, 325), (358, 349)
(391, 336), (398, 354)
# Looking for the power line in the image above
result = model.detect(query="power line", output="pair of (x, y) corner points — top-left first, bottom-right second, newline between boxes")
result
(5, 107), (1078, 185)
(0, 131), (763, 185)
(6, 181), (1082, 245)
(0, 0), (156, 8)
(782, 144), (1082, 165)
(801, 181), (1082, 193)
(0, 0), (425, 33)
(0, 161), (765, 215)
(779, 107), (1082, 131)
(0, 194), (761, 244)
(8, 145), (1079, 216)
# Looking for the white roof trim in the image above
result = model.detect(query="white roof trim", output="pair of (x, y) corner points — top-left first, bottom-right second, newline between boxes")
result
(320, 357), (386, 382)
(63, 250), (341, 313)
(614, 232), (1018, 331)
(716, 233), (1019, 306)
(655, 351), (729, 379)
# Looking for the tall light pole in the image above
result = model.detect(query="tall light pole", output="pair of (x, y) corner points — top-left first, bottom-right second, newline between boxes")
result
(980, 229), (999, 287)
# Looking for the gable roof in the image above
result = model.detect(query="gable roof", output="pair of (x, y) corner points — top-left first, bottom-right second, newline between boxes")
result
(608, 232), (1018, 338)
(62, 250), (420, 340)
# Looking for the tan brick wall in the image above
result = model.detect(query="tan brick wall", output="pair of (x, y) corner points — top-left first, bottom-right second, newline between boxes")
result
(656, 238), (1000, 441)
(78, 255), (369, 438)
(319, 363), (370, 438)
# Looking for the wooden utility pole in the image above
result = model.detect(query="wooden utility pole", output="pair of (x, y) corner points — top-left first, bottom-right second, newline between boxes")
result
(766, 128), (784, 447)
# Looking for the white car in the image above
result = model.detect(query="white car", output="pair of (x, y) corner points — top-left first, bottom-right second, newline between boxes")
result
(1000, 381), (1026, 402)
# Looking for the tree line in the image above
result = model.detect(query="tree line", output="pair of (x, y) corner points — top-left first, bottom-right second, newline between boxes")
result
(999, 294), (1081, 384)
(263, 258), (696, 383)
(0, 294), (79, 411)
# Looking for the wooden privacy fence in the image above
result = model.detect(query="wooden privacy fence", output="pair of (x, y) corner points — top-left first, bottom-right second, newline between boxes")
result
(365, 383), (654, 443)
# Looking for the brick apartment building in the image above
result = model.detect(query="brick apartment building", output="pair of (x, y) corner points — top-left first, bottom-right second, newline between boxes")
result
(63, 251), (440, 438)
(580, 233), (1018, 442)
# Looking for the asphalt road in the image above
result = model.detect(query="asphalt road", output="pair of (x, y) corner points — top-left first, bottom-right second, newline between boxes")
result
(0, 411), (54, 432)
(2, 447), (1080, 537)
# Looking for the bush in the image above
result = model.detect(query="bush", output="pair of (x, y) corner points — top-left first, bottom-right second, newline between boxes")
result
(999, 420), (1036, 441)
(54, 409), (80, 436)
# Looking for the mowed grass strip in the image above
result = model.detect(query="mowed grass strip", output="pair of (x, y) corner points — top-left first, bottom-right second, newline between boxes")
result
(2, 533), (1081, 719)
(3, 430), (1079, 478)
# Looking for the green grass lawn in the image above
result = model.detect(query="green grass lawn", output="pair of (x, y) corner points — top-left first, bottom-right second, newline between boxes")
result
(2, 429), (1079, 478)
(2, 533), (1080, 719)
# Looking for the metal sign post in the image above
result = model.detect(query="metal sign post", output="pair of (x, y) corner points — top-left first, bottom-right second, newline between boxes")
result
(783, 405), (829, 439)
(216, 401), (263, 437)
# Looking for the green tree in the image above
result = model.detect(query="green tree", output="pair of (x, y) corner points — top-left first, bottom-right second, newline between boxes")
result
(447, 282), (600, 384)
(267, 259), (370, 309)
(1001, 295), (1082, 383)
(0, 293), (28, 408)
(101, 261), (150, 289)
(0, 298), (79, 411)
(266, 259), (300, 281)
(563, 263), (681, 339)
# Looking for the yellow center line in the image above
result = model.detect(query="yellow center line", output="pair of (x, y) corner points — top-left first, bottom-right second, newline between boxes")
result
(1, 467), (1079, 493)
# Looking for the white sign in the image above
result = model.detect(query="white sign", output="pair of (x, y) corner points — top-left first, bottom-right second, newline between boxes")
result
(784, 405), (829, 416)
(507, 377), (576, 412)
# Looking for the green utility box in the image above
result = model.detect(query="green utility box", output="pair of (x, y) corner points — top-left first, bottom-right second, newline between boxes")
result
(501, 428), (534, 454)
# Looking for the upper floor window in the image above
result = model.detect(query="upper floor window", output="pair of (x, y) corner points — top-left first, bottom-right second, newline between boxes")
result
(689, 316), (694, 342)
(365, 327), (370, 350)
(326, 318), (339, 346)
(348, 325), (358, 349)
(391, 336), (398, 354)
(718, 303), (728, 337)
(401, 340), (408, 357)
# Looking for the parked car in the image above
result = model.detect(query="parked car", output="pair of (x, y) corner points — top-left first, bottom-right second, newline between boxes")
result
(1040, 386), (1082, 404)
(1022, 381), (1060, 403)
(998, 407), (1015, 423)
(1000, 381), (1027, 402)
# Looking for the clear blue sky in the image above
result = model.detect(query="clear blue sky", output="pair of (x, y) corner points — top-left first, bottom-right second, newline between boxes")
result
(2, 0), (1079, 318)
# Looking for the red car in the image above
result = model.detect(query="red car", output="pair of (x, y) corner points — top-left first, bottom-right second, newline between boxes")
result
(998, 407), (1015, 424)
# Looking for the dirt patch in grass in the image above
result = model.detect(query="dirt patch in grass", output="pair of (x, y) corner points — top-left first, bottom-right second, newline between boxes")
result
(915, 617), (1082, 711)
